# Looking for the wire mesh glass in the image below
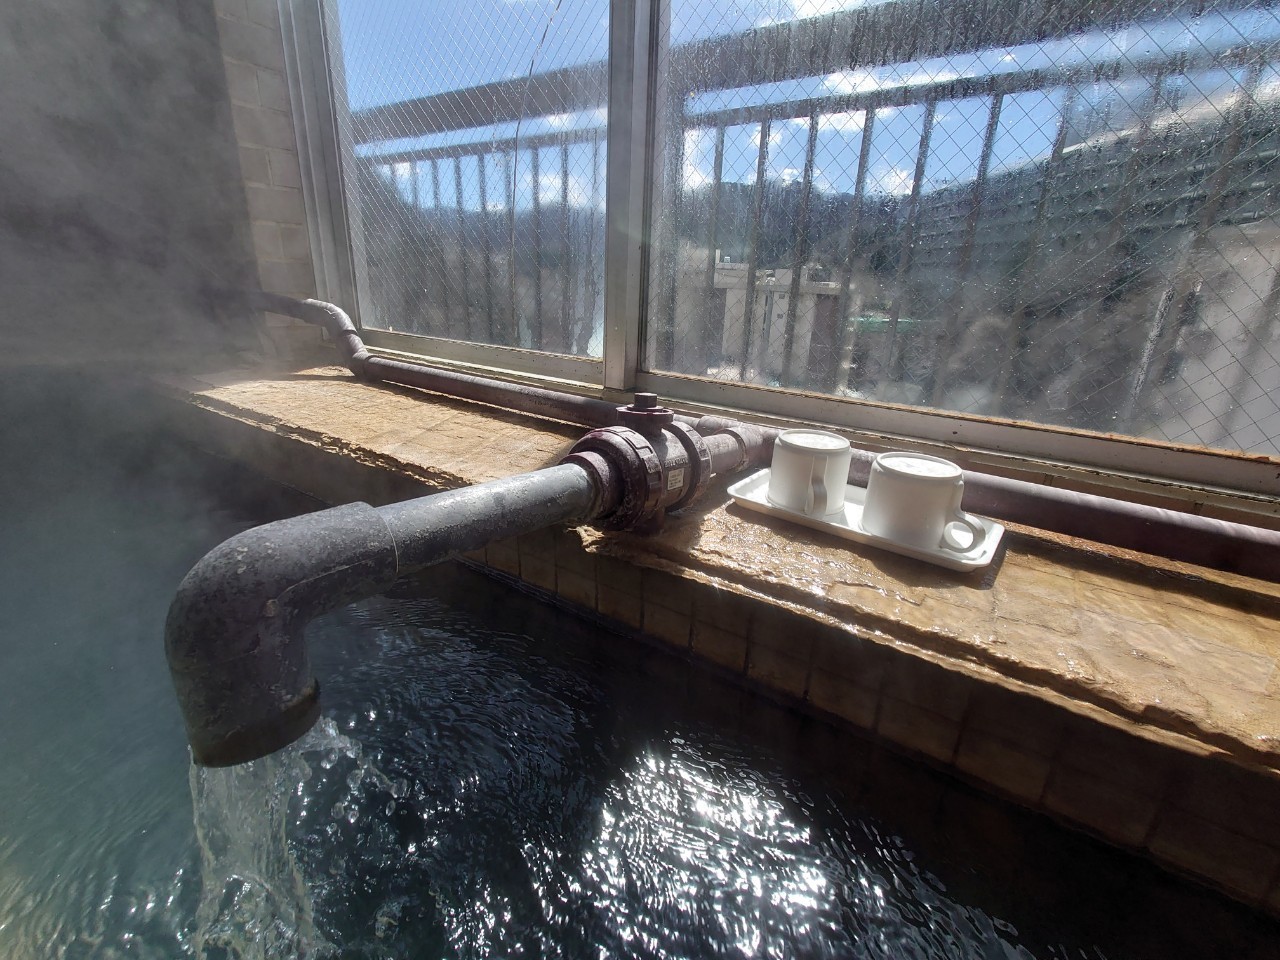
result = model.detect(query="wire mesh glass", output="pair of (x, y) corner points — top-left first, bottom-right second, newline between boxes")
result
(325, 0), (609, 356)
(646, 0), (1280, 457)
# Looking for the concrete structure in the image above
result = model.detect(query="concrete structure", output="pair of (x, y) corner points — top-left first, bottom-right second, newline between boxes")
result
(711, 260), (841, 385)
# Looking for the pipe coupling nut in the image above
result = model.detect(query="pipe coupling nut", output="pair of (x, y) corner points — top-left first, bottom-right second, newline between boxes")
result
(562, 427), (663, 530)
(662, 421), (712, 511)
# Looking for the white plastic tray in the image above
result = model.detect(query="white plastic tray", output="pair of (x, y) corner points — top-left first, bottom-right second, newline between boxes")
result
(726, 468), (1004, 572)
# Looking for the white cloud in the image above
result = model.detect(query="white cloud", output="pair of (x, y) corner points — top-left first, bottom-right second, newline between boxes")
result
(818, 111), (865, 134)
(682, 128), (711, 190)
(515, 168), (596, 208)
(824, 69), (876, 95)
(792, 0), (855, 17)
(872, 165), (915, 195)
(759, 0), (875, 26)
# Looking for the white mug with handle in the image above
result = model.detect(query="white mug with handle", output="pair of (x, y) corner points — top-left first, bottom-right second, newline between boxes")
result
(766, 430), (853, 517)
(861, 452), (988, 553)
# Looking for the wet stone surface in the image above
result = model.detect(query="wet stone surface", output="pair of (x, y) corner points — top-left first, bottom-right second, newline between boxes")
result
(169, 367), (1280, 781)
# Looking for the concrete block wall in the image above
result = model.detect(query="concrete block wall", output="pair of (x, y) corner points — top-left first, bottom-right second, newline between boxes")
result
(0, 0), (261, 365)
(213, 0), (322, 356)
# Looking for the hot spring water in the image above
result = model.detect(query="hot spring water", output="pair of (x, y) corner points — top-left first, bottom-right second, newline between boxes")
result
(3, 386), (1278, 958)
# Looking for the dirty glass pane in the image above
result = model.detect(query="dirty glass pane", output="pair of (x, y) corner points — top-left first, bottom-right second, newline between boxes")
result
(325, 0), (608, 356)
(646, 0), (1280, 456)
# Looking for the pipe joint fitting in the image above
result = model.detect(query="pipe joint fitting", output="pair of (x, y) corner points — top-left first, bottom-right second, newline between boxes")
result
(558, 449), (623, 519)
(663, 421), (713, 512)
(563, 427), (663, 530)
(617, 392), (676, 434)
(563, 419), (714, 532)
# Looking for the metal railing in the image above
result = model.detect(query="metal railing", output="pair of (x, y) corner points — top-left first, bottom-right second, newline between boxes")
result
(336, 0), (1280, 458)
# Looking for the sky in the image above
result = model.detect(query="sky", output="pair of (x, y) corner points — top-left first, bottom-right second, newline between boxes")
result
(334, 1), (1280, 212)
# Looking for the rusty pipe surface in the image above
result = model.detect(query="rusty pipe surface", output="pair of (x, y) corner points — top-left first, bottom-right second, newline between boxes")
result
(250, 292), (623, 428)
(842, 449), (1280, 580)
(166, 391), (756, 766)
(251, 293), (1277, 580)
(167, 463), (608, 766)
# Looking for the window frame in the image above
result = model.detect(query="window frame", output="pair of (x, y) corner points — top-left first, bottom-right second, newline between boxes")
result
(281, 0), (1280, 503)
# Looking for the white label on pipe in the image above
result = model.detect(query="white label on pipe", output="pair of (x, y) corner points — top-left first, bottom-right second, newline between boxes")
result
(667, 468), (686, 491)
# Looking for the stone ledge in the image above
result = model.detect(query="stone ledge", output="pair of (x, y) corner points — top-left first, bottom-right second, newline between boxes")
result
(155, 366), (1280, 914)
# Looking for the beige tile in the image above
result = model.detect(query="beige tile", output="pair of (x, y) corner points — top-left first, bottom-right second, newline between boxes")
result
(881, 655), (973, 722)
(230, 103), (296, 150)
(244, 184), (304, 224)
(1169, 756), (1280, 849)
(239, 145), (271, 185)
(645, 568), (696, 611)
(748, 604), (814, 661)
(517, 527), (557, 561)
(213, 0), (247, 19)
(1148, 809), (1280, 902)
(249, 220), (280, 258)
(485, 536), (519, 566)
(598, 585), (643, 629)
(691, 621), (748, 673)
(645, 603), (691, 650)
(747, 643), (810, 699)
(877, 697), (962, 764)
(1056, 720), (1175, 799)
(217, 17), (282, 67)
(224, 60), (259, 105)
(554, 532), (597, 577)
(485, 542), (520, 577)
(245, 0), (283, 31)
(279, 224), (311, 262)
(258, 260), (315, 298)
(556, 570), (596, 610)
(692, 586), (753, 637)
(267, 147), (302, 188)
(1043, 765), (1160, 847)
(596, 554), (642, 597)
(643, 568), (695, 614)
(519, 555), (556, 593)
(955, 728), (1052, 804)
(964, 684), (1068, 759)
(810, 627), (885, 687)
(807, 670), (879, 730)
(257, 69), (290, 113)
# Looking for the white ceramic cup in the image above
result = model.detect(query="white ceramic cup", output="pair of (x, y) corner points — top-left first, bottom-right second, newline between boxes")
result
(767, 429), (852, 517)
(861, 452), (988, 553)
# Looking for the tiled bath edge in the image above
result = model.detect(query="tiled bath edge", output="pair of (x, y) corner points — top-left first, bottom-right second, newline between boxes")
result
(487, 527), (1280, 915)
(160, 383), (1280, 917)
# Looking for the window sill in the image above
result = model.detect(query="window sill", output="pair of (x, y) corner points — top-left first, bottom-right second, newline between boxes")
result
(158, 363), (1280, 909)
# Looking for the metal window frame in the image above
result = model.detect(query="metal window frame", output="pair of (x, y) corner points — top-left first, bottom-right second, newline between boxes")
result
(279, 0), (359, 313)
(601, 0), (664, 390)
(362, 329), (601, 384)
(282, 0), (1280, 502)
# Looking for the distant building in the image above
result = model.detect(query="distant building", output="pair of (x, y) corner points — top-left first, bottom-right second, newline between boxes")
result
(711, 259), (841, 385)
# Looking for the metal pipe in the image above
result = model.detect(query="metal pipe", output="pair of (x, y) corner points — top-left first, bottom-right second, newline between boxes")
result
(166, 386), (764, 767)
(250, 293), (622, 427)
(250, 294), (1279, 580)
(167, 463), (608, 767)
(841, 448), (1280, 581)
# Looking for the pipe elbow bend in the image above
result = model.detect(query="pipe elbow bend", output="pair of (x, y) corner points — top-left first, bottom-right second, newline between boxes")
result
(165, 502), (399, 766)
